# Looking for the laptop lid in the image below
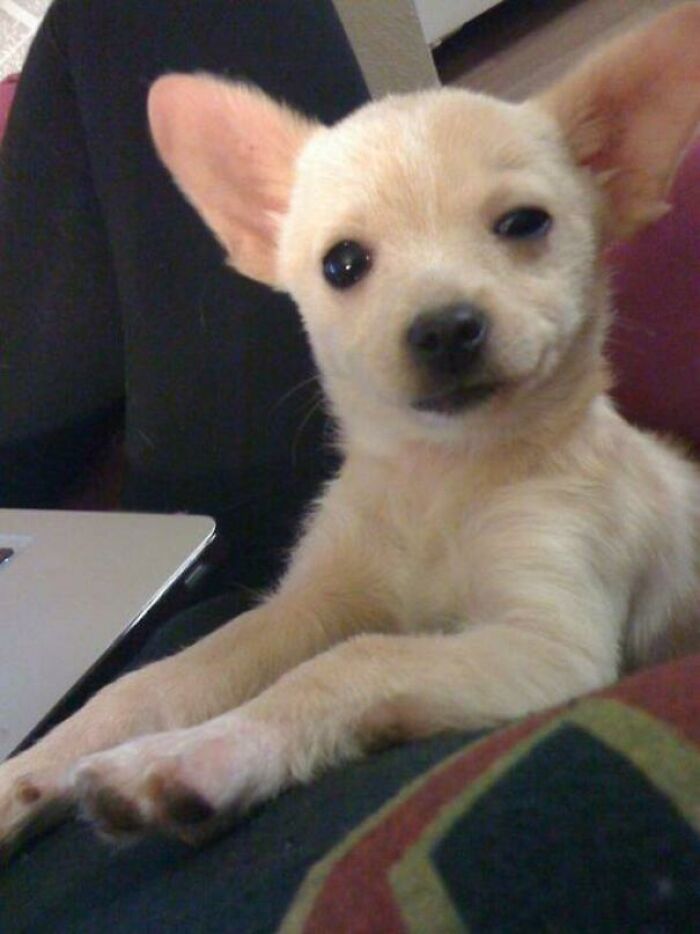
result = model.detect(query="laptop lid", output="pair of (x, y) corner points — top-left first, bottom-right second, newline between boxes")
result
(0, 509), (216, 761)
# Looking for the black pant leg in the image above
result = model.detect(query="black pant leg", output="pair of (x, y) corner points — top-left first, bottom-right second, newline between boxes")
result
(2, 0), (367, 587)
(0, 4), (125, 506)
(57, 0), (369, 588)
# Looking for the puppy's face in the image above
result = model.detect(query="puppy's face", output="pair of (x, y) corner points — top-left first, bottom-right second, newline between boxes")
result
(148, 5), (700, 451)
(278, 90), (601, 444)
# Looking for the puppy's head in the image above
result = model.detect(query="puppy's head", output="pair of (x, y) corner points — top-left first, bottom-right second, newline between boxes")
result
(148, 5), (700, 454)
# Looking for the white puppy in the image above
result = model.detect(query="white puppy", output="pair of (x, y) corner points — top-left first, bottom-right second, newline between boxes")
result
(2, 4), (700, 850)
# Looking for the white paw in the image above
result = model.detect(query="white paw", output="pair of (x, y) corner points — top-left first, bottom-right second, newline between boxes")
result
(72, 714), (289, 843)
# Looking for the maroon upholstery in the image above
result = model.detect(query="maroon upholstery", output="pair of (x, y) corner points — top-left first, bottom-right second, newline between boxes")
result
(608, 136), (700, 453)
(0, 73), (18, 140)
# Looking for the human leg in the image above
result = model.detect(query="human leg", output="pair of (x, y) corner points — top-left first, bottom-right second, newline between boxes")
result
(1, 0), (368, 588)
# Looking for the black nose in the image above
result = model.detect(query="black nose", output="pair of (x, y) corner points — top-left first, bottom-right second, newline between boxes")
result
(406, 304), (489, 376)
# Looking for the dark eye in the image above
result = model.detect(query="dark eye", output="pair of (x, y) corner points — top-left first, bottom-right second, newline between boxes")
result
(322, 240), (372, 289)
(494, 207), (552, 240)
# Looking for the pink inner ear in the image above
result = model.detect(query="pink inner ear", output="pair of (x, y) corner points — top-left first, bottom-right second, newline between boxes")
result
(148, 75), (317, 285)
(537, 5), (700, 238)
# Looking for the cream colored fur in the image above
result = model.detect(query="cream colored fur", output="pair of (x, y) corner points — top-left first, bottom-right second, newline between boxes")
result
(2, 5), (700, 852)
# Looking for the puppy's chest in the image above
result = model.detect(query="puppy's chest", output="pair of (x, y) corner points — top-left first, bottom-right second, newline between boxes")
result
(380, 481), (492, 633)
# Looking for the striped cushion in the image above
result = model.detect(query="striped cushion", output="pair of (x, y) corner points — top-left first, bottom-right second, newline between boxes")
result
(284, 654), (700, 932)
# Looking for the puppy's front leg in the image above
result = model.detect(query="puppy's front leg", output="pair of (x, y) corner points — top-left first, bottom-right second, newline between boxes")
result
(0, 533), (392, 854)
(74, 613), (616, 843)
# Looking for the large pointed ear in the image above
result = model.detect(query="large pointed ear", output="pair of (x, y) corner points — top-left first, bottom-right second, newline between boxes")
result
(536, 4), (700, 239)
(148, 75), (319, 285)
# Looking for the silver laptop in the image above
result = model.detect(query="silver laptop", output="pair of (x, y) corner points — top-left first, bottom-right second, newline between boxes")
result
(0, 509), (216, 761)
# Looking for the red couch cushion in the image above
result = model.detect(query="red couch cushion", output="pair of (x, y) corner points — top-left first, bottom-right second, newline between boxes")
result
(0, 73), (19, 141)
(607, 137), (700, 453)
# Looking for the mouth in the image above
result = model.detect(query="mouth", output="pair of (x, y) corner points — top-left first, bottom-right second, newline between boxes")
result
(411, 381), (501, 415)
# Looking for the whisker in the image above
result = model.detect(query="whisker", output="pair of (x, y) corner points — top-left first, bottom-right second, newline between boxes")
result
(291, 391), (325, 467)
(137, 429), (156, 451)
(610, 316), (658, 338)
(269, 374), (321, 417)
(604, 335), (654, 359)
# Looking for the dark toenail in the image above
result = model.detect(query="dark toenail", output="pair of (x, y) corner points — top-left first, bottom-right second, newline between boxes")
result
(154, 778), (216, 826)
(93, 788), (143, 833)
(167, 792), (215, 825)
(16, 778), (41, 805)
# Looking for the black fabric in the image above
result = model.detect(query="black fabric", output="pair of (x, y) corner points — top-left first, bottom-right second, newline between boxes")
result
(434, 724), (700, 932)
(0, 6), (126, 505)
(0, 402), (123, 506)
(0, 0), (367, 589)
(126, 589), (252, 671)
(0, 739), (474, 933)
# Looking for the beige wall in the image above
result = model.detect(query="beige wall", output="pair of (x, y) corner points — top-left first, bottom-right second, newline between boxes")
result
(333, 0), (439, 98)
